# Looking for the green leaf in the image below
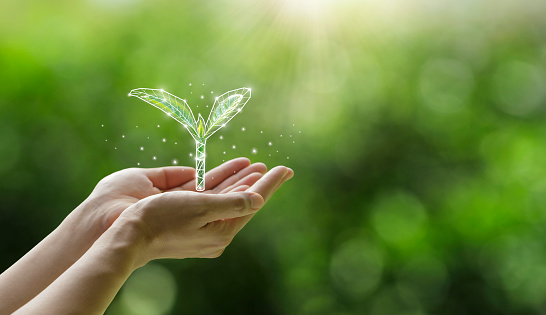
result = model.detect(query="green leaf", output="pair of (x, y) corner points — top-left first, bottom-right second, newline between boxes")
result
(196, 114), (206, 138)
(205, 87), (251, 137)
(129, 88), (197, 136)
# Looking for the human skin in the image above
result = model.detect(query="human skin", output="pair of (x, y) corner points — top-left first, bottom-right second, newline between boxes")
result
(0, 158), (293, 314)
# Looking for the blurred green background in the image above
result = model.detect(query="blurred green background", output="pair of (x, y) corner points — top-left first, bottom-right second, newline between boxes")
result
(1, 0), (546, 314)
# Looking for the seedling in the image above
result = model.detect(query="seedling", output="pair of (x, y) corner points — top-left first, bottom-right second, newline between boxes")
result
(129, 87), (252, 191)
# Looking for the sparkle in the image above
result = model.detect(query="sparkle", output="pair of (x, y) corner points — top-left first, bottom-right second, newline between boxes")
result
(157, 125), (160, 128)
(122, 135), (125, 138)
(114, 147), (117, 150)
(172, 159), (178, 165)
(101, 124), (104, 127)
(293, 141), (295, 143)
(162, 138), (166, 142)
(136, 126), (138, 128)
(237, 109), (242, 112)
(280, 134), (283, 137)
(268, 141), (273, 146)
(232, 145), (236, 149)
(260, 131), (263, 133)
(293, 124), (295, 127)
(189, 83), (192, 86)
(153, 156), (157, 160)
(105, 139), (108, 142)
(252, 148), (258, 154)
(299, 131), (301, 133)
(211, 91), (213, 94)
(140, 146), (144, 151)
(242, 127), (246, 131)
(174, 142), (178, 145)
(219, 135), (223, 140)
(137, 162), (140, 166)
(189, 153), (193, 157)
(223, 151), (226, 154)
(269, 154), (271, 156)
(290, 135), (292, 137)
(200, 95), (204, 99)
(287, 157), (290, 159)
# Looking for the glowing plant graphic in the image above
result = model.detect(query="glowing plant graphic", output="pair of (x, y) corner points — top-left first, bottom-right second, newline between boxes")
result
(129, 87), (252, 191)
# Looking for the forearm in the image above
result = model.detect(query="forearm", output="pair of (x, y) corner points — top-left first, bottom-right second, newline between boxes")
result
(0, 200), (103, 314)
(13, 219), (144, 315)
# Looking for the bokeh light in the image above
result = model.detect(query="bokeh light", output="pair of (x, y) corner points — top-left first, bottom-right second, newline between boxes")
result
(1, 0), (546, 314)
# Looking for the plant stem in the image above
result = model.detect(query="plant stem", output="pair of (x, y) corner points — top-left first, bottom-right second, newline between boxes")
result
(195, 138), (206, 191)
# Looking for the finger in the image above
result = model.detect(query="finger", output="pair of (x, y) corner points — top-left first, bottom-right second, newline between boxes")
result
(142, 166), (196, 190)
(229, 167), (294, 236)
(272, 167), (294, 194)
(200, 192), (264, 222)
(247, 166), (290, 203)
(219, 172), (264, 194)
(180, 157), (251, 191)
(212, 163), (267, 193)
(228, 185), (250, 193)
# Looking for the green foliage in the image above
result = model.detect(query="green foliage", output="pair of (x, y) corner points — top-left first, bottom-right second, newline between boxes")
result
(1, 1), (546, 314)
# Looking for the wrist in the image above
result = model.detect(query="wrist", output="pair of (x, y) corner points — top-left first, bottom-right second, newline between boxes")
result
(105, 208), (154, 270)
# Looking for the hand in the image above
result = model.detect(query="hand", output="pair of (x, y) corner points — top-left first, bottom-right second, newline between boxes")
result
(113, 165), (294, 267)
(80, 158), (268, 237)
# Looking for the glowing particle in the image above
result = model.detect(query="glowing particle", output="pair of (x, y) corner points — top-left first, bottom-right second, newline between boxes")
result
(162, 138), (166, 142)
(105, 139), (108, 142)
(252, 148), (258, 154)
(242, 127), (246, 131)
(174, 142), (178, 145)
(200, 95), (204, 99)
(276, 150), (279, 152)
(232, 145), (236, 149)
(293, 124), (295, 127)
(293, 141), (295, 143)
(269, 154), (271, 156)
(136, 126), (138, 128)
(260, 131), (263, 133)
(280, 134), (283, 137)
(223, 151), (226, 154)
(290, 135), (292, 137)
(157, 125), (160, 128)
(101, 124), (104, 127)
(219, 135), (223, 140)
(172, 159), (178, 165)
(268, 141), (273, 146)
(114, 147), (117, 150)
(122, 135), (125, 138)
(189, 83), (192, 86)
(153, 156), (157, 160)
(189, 153), (193, 157)
(299, 131), (301, 133)
(137, 162), (140, 166)
(211, 91), (214, 94)
(140, 146), (144, 151)
(287, 157), (290, 159)
(237, 109), (242, 112)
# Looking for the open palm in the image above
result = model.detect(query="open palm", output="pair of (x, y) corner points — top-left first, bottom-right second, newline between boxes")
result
(86, 158), (268, 232)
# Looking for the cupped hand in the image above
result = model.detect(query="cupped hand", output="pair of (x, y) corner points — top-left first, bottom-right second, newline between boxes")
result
(82, 158), (268, 236)
(115, 165), (294, 266)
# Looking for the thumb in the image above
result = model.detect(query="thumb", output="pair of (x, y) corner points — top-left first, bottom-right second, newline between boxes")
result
(201, 192), (264, 221)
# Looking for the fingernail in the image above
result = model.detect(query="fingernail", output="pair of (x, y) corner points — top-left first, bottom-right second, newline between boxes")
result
(249, 192), (264, 210)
